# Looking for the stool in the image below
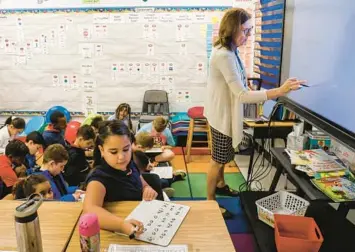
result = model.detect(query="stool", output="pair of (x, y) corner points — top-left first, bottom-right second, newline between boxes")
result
(185, 106), (212, 163)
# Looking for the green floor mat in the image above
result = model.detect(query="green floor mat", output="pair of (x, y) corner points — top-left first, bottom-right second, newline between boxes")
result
(171, 173), (246, 198)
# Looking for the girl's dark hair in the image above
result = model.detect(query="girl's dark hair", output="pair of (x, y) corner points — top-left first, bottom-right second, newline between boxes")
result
(97, 120), (133, 146)
(115, 103), (133, 131)
(90, 116), (103, 129)
(12, 174), (48, 200)
(214, 8), (251, 50)
(93, 120), (134, 167)
(4, 116), (26, 129)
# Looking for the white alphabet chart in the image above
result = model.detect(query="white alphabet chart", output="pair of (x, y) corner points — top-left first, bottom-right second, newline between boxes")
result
(125, 200), (190, 246)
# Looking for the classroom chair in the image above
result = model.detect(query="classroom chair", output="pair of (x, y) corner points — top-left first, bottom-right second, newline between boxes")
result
(64, 121), (81, 145)
(185, 106), (212, 163)
(138, 90), (170, 130)
(45, 105), (71, 123)
(23, 116), (46, 135)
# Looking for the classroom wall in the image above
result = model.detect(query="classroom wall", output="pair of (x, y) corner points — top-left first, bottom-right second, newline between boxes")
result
(0, 0), (255, 117)
(0, 0), (233, 9)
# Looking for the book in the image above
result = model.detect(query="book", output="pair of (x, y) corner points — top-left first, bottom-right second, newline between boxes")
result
(286, 149), (346, 172)
(151, 166), (173, 179)
(311, 175), (355, 202)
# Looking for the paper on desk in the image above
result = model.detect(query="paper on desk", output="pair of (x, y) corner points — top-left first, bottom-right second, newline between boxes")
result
(151, 166), (173, 179)
(108, 244), (188, 252)
(125, 200), (190, 246)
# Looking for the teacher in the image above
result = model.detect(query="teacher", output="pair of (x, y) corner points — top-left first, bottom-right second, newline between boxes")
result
(204, 8), (305, 218)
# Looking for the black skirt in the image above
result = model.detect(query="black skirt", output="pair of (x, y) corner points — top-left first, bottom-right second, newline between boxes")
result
(210, 126), (235, 164)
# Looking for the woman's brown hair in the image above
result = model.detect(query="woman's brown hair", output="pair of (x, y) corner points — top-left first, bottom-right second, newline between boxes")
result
(213, 8), (251, 51)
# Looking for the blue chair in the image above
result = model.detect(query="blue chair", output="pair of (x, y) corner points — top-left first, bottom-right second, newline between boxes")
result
(23, 116), (46, 136)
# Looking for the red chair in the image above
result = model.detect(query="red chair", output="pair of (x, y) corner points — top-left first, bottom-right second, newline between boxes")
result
(64, 121), (81, 145)
(185, 106), (212, 162)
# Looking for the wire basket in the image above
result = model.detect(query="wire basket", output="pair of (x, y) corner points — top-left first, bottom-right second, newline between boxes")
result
(255, 191), (310, 228)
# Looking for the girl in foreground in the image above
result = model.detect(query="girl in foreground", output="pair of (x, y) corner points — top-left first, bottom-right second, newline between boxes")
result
(83, 120), (157, 236)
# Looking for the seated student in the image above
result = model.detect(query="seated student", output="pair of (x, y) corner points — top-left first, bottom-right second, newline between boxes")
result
(132, 131), (154, 152)
(39, 144), (82, 201)
(42, 111), (67, 147)
(0, 116), (26, 154)
(0, 139), (29, 199)
(90, 116), (104, 135)
(64, 125), (96, 187)
(136, 117), (175, 162)
(22, 131), (45, 173)
(84, 116), (104, 159)
(3, 174), (53, 200)
(108, 103), (133, 131)
(133, 150), (186, 198)
(84, 120), (157, 235)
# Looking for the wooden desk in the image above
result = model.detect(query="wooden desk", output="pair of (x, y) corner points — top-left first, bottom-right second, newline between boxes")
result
(244, 121), (295, 128)
(67, 201), (235, 252)
(0, 201), (82, 251)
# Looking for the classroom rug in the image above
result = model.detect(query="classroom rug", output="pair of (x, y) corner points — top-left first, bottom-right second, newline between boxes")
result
(168, 148), (254, 251)
(230, 234), (255, 252)
(171, 197), (251, 234)
(171, 172), (246, 198)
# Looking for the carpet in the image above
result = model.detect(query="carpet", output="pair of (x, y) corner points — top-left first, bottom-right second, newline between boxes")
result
(171, 173), (246, 198)
(230, 234), (256, 252)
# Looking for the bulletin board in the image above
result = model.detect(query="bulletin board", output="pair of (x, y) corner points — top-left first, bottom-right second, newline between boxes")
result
(0, 0), (256, 115)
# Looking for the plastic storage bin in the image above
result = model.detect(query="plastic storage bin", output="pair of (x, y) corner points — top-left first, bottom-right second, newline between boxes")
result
(255, 191), (310, 227)
(274, 214), (323, 252)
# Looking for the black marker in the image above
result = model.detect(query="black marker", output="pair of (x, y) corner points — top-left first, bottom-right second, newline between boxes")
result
(300, 83), (309, 87)
(129, 226), (138, 240)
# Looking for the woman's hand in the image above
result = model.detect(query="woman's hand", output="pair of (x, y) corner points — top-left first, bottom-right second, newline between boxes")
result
(142, 185), (158, 201)
(122, 219), (144, 236)
(279, 78), (306, 95)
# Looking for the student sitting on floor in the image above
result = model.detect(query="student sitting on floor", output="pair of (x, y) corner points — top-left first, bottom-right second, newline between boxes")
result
(83, 120), (157, 235)
(90, 116), (104, 135)
(42, 111), (67, 147)
(132, 131), (154, 153)
(39, 144), (83, 201)
(84, 115), (104, 160)
(0, 139), (29, 199)
(136, 117), (175, 162)
(133, 150), (186, 198)
(22, 131), (45, 173)
(64, 125), (96, 187)
(3, 174), (53, 200)
(108, 103), (133, 131)
(0, 116), (26, 154)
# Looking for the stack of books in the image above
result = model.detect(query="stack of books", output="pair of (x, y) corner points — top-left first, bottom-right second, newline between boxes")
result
(285, 148), (355, 202)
